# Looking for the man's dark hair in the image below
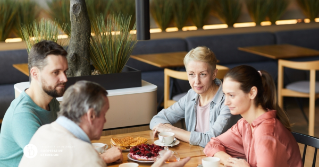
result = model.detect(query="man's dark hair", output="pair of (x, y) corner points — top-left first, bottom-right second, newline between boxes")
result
(28, 40), (67, 70)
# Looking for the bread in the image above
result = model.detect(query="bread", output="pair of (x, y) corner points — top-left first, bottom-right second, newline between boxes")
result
(110, 136), (147, 149)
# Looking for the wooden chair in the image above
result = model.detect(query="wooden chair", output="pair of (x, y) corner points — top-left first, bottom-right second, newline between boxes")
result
(292, 132), (319, 166)
(164, 65), (229, 109)
(278, 59), (319, 136)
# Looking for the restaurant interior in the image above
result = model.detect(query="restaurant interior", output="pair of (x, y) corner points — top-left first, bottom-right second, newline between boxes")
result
(1, 0), (319, 166)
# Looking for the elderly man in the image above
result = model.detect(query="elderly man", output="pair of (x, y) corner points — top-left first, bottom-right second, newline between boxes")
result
(0, 40), (68, 167)
(19, 81), (190, 167)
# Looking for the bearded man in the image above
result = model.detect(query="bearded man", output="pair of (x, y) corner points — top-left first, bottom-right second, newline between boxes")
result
(0, 40), (68, 167)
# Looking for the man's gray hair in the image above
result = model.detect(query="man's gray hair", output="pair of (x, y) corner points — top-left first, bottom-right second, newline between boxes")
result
(59, 80), (108, 124)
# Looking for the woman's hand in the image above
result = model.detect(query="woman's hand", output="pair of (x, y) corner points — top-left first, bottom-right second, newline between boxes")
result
(152, 123), (172, 138)
(224, 158), (250, 167)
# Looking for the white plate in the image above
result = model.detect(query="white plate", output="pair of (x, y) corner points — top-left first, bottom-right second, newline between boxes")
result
(127, 153), (155, 163)
(154, 139), (180, 147)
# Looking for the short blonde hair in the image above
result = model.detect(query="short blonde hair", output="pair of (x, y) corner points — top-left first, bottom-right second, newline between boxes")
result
(183, 46), (217, 71)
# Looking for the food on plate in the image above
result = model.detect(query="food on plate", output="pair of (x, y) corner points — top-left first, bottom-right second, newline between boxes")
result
(129, 144), (164, 161)
(111, 136), (148, 150)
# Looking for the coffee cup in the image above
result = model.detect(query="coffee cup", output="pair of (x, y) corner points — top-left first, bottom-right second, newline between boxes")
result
(158, 132), (175, 145)
(202, 157), (220, 167)
(92, 143), (107, 154)
(119, 162), (139, 167)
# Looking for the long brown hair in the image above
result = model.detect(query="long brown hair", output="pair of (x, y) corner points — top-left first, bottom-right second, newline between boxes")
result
(224, 65), (291, 131)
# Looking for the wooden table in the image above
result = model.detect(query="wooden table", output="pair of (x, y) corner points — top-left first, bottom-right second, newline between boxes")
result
(238, 44), (319, 59)
(92, 130), (223, 167)
(131, 52), (188, 68)
(13, 63), (29, 76)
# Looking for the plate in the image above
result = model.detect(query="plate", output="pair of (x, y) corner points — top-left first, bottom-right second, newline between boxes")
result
(154, 139), (180, 147)
(127, 153), (155, 163)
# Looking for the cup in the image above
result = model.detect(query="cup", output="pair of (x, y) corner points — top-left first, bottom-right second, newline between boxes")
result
(202, 157), (220, 167)
(158, 132), (175, 145)
(119, 163), (139, 167)
(92, 143), (107, 154)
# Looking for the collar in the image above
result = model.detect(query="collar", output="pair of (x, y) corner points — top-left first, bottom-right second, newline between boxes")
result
(56, 116), (91, 144)
(191, 78), (224, 105)
(251, 110), (277, 128)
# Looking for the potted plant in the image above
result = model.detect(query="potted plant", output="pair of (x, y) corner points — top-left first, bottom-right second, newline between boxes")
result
(297, 0), (319, 23)
(172, 0), (192, 31)
(212, 0), (242, 28)
(245, 0), (271, 26)
(0, 0), (18, 41)
(268, 0), (290, 25)
(190, 0), (211, 29)
(150, 0), (173, 32)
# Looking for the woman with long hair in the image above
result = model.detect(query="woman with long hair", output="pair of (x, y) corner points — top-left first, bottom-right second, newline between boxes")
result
(204, 65), (302, 167)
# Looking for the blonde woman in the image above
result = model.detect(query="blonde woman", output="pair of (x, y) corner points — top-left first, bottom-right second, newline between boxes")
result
(150, 46), (240, 147)
(204, 65), (302, 167)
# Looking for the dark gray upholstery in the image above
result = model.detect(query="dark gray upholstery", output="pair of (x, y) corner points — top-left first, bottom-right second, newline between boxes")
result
(0, 49), (29, 84)
(275, 28), (319, 50)
(186, 32), (276, 64)
(0, 84), (15, 119)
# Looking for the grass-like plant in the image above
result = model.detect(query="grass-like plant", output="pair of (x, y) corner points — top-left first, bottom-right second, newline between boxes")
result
(47, 0), (71, 36)
(172, 0), (192, 30)
(212, 0), (242, 28)
(86, 0), (113, 23)
(111, 0), (136, 30)
(268, 0), (290, 25)
(150, 0), (174, 32)
(90, 14), (137, 74)
(245, 0), (271, 26)
(15, 0), (41, 38)
(0, 0), (18, 41)
(190, 0), (211, 29)
(21, 19), (66, 53)
(297, 0), (319, 22)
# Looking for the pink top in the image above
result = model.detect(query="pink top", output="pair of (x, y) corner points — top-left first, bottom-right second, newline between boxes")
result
(203, 110), (302, 167)
(195, 101), (210, 133)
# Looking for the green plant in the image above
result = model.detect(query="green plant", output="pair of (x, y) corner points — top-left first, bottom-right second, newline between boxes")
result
(150, 0), (174, 32)
(15, 0), (41, 38)
(172, 0), (192, 31)
(268, 0), (290, 25)
(0, 0), (18, 41)
(246, 0), (271, 26)
(212, 0), (241, 28)
(297, 0), (319, 22)
(190, 0), (211, 29)
(47, 0), (71, 36)
(21, 19), (66, 53)
(111, 0), (136, 30)
(85, 0), (114, 23)
(90, 14), (137, 74)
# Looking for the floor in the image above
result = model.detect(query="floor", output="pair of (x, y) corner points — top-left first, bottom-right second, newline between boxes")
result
(283, 97), (319, 167)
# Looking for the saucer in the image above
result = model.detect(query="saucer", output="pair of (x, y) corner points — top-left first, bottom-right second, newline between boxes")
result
(154, 139), (180, 147)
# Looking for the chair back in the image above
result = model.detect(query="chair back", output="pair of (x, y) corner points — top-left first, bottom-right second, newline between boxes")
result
(292, 132), (319, 166)
(163, 65), (229, 109)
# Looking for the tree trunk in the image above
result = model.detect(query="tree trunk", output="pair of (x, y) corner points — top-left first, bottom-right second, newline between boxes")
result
(67, 0), (91, 77)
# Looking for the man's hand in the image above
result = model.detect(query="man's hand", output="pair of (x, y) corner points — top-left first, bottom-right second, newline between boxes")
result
(224, 158), (250, 167)
(100, 147), (123, 164)
(151, 150), (191, 167)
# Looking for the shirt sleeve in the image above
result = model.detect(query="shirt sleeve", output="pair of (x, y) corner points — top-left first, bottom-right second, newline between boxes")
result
(149, 92), (188, 129)
(204, 121), (245, 158)
(11, 108), (42, 149)
(189, 103), (239, 147)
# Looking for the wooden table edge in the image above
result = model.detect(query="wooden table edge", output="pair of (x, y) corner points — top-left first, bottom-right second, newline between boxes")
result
(13, 64), (29, 76)
(238, 47), (277, 59)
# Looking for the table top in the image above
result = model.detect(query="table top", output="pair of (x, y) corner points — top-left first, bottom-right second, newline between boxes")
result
(238, 44), (319, 59)
(131, 52), (188, 68)
(13, 63), (29, 76)
(92, 130), (223, 167)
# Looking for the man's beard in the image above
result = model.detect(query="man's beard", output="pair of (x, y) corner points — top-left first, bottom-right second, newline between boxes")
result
(42, 81), (66, 98)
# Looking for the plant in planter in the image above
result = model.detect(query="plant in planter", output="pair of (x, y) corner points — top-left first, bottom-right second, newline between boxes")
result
(150, 0), (174, 32)
(14, 0), (41, 38)
(21, 19), (66, 53)
(212, 0), (241, 28)
(245, 0), (271, 26)
(268, 0), (290, 25)
(111, 0), (136, 30)
(172, 0), (192, 31)
(90, 14), (137, 74)
(297, 0), (319, 23)
(190, 0), (211, 29)
(0, 0), (18, 41)
(47, 0), (71, 36)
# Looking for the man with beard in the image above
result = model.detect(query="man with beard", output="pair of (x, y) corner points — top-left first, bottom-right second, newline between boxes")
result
(0, 40), (68, 167)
